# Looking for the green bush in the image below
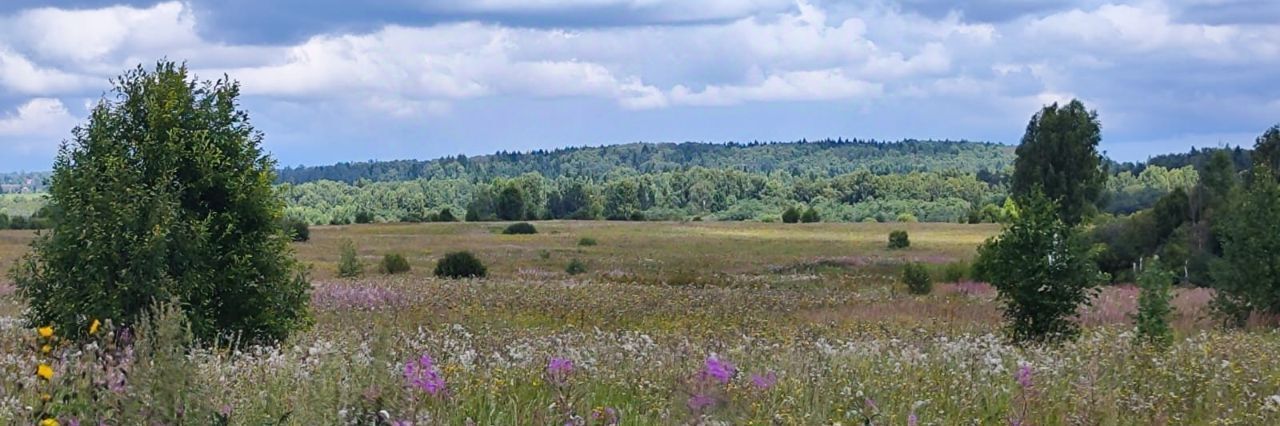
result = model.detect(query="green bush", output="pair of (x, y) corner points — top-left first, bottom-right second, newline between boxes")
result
(283, 218), (310, 242)
(10, 62), (310, 343)
(942, 261), (969, 282)
(566, 258), (588, 275)
(503, 222), (538, 235)
(902, 262), (933, 295)
(434, 251), (487, 279)
(380, 253), (411, 274)
(1134, 258), (1175, 347)
(781, 207), (801, 223)
(337, 239), (363, 278)
(578, 237), (598, 246)
(436, 208), (457, 222)
(897, 212), (919, 223)
(801, 206), (821, 223)
(888, 230), (911, 249)
(354, 211), (374, 224)
(976, 190), (1104, 343)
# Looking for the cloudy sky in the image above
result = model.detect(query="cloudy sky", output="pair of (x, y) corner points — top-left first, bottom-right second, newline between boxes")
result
(1, 0), (1278, 171)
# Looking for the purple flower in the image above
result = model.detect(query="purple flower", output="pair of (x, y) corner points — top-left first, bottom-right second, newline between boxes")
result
(750, 371), (777, 390)
(908, 412), (919, 426)
(547, 357), (574, 384)
(1015, 363), (1034, 389)
(404, 353), (446, 397)
(687, 393), (715, 411)
(392, 421), (413, 426)
(702, 355), (735, 384)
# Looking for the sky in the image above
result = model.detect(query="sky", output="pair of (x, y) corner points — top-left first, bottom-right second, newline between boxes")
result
(1, 0), (1278, 171)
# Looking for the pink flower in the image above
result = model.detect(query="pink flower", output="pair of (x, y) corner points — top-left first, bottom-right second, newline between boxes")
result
(404, 353), (446, 397)
(547, 357), (574, 384)
(750, 371), (777, 390)
(687, 393), (715, 411)
(702, 355), (735, 384)
(1015, 363), (1034, 389)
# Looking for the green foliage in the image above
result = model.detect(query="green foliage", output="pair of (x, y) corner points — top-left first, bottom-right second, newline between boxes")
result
(434, 251), (487, 279)
(130, 300), (207, 423)
(1134, 258), (1175, 347)
(896, 212), (918, 223)
(436, 208), (457, 222)
(1255, 125), (1280, 175)
(1210, 164), (1280, 326)
(1012, 99), (1107, 226)
(379, 253), (411, 274)
(9, 62), (310, 344)
(902, 262), (933, 295)
(502, 222), (538, 235)
(781, 206), (801, 223)
(497, 185), (527, 221)
(338, 239), (363, 278)
(283, 217), (310, 242)
(800, 206), (820, 223)
(565, 258), (587, 275)
(577, 237), (598, 246)
(354, 211), (374, 224)
(976, 191), (1104, 343)
(888, 230), (911, 249)
(943, 261), (969, 283)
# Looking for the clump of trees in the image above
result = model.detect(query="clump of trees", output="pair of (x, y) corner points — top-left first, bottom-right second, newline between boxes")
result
(10, 62), (310, 343)
(977, 100), (1107, 343)
(1209, 127), (1280, 325)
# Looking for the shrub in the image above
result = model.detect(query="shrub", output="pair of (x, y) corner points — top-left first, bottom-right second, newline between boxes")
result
(1134, 258), (1175, 347)
(888, 230), (911, 249)
(897, 212), (919, 223)
(503, 222), (538, 235)
(380, 253), (411, 274)
(976, 190), (1104, 343)
(10, 62), (309, 343)
(436, 208), (457, 222)
(283, 218), (310, 242)
(629, 212), (646, 221)
(801, 206), (821, 223)
(566, 258), (588, 275)
(578, 237), (598, 246)
(781, 207), (801, 224)
(942, 261), (969, 282)
(434, 251), (487, 279)
(902, 262), (933, 295)
(354, 211), (373, 224)
(338, 239), (363, 278)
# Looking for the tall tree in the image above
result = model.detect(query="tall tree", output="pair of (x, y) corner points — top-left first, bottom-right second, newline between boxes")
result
(1253, 125), (1280, 180)
(11, 62), (310, 343)
(1011, 100), (1107, 226)
(496, 185), (526, 221)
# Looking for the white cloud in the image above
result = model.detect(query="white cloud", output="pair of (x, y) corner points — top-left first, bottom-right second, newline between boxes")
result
(4, 2), (200, 66)
(669, 69), (881, 106)
(451, 0), (794, 22)
(1024, 3), (1271, 60)
(0, 98), (77, 154)
(0, 48), (97, 94)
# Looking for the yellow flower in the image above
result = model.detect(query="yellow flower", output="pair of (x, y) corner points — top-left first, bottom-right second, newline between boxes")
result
(40, 393), (51, 402)
(38, 326), (54, 338)
(36, 363), (53, 381)
(41, 344), (51, 354)
(89, 319), (101, 335)
(39, 418), (59, 426)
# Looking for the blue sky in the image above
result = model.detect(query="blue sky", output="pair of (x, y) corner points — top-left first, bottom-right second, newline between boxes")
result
(1, 0), (1279, 171)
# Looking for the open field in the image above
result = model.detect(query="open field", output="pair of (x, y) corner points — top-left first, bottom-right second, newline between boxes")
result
(1, 222), (1276, 424)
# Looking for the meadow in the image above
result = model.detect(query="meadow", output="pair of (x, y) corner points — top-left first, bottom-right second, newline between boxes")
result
(0, 221), (1276, 425)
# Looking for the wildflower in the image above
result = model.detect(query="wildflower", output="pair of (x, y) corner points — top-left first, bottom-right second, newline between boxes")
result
(404, 353), (446, 397)
(41, 344), (51, 354)
(546, 357), (574, 385)
(38, 326), (54, 338)
(908, 412), (919, 426)
(37, 363), (54, 381)
(750, 371), (777, 390)
(89, 319), (101, 335)
(39, 418), (58, 426)
(40, 393), (51, 402)
(703, 355), (735, 384)
(687, 393), (715, 411)
(1015, 363), (1034, 389)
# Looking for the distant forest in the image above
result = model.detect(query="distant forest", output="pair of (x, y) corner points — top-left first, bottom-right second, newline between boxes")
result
(0, 139), (1254, 226)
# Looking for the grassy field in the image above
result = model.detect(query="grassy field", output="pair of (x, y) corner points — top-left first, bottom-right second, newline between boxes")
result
(0, 221), (1275, 425)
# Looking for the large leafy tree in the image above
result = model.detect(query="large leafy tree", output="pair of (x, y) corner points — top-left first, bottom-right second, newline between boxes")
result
(1012, 100), (1107, 226)
(12, 62), (310, 343)
(1210, 130), (1280, 326)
